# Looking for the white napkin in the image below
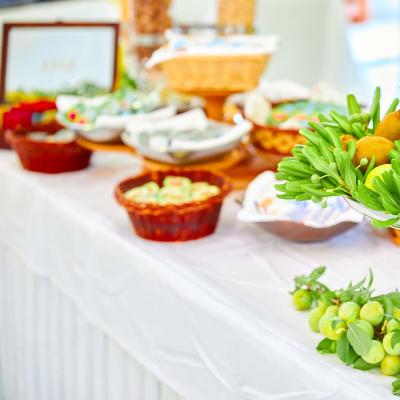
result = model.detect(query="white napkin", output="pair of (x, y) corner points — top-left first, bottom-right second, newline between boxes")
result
(147, 31), (279, 68)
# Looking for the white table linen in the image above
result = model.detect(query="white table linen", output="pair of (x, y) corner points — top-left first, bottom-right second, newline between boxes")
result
(1, 150), (399, 400)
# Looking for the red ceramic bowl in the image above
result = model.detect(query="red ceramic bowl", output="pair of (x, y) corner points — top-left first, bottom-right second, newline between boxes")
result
(6, 127), (92, 174)
(115, 170), (231, 241)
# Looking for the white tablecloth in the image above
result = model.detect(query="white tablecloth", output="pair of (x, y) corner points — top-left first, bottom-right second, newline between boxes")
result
(1, 150), (400, 400)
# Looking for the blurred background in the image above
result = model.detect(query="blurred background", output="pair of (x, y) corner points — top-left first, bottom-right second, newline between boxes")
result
(0, 0), (398, 104)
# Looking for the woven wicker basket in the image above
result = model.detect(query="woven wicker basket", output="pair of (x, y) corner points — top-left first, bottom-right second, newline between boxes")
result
(251, 124), (307, 155)
(161, 54), (270, 93)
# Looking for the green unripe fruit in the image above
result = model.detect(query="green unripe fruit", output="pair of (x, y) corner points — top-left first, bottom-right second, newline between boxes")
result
(292, 290), (312, 311)
(360, 301), (384, 326)
(362, 340), (385, 364)
(383, 333), (400, 356)
(320, 316), (346, 340)
(354, 319), (374, 339)
(394, 308), (400, 319)
(325, 305), (339, 316)
(338, 301), (360, 324)
(387, 319), (400, 333)
(381, 355), (400, 376)
(317, 300), (329, 310)
(311, 174), (320, 183)
(308, 307), (326, 332)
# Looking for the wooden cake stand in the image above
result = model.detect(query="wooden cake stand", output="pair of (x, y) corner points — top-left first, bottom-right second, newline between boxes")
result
(76, 137), (135, 154)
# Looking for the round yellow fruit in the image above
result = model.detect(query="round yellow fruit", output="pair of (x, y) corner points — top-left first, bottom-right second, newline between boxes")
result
(362, 340), (385, 364)
(381, 355), (400, 376)
(364, 164), (392, 191)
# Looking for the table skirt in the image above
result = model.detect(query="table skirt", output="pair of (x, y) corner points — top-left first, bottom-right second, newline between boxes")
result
(0, 242), (184, 400)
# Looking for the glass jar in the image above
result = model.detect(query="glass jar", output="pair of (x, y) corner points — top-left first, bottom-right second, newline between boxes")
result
(218, 0), (256, 33)
(133, 0), (172, 35)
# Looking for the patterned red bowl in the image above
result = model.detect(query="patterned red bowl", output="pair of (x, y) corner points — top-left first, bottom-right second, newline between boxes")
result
(6, 127), (92, 174)
(115, 170), (231, 241)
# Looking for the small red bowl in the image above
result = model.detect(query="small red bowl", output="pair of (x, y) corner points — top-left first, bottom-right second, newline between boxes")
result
(115, 170), (231, 241)
(6, 127), (92, 174)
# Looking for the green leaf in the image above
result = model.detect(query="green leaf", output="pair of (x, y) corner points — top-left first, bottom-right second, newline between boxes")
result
(374, 291), (400, 307)
(309, 266), (326, 281)
(317, 338), (336, 354)
(383, 296), (394, 320)
(393, 378), (400, 396)
(353, 357), (380, 371)
(347, 323), (373, 356)
(336, 336), (359, 365)
(371, 217), (400, 229)
(392, 332), (400, 348)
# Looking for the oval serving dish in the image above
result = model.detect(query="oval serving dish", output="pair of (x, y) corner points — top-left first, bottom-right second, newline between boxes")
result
(238, 171), (363, 242)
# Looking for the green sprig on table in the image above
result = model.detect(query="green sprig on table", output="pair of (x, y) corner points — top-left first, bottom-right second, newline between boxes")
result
(275, 87), (400, 227)
(292, 267), (400, 396)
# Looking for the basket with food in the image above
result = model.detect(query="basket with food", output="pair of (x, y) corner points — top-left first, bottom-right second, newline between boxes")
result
(115, 170), (231, 241)
(147, 31), (278, 120)
(6, 126), (91, 174)
(147, 32), (277, 93)
(242, 81), (347, 155)
(275, 87), (400, 229)
(5, 100), (92, 173)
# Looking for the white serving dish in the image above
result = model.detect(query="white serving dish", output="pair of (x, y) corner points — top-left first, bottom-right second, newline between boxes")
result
(122, 109), (252, 165)
(56, 94), (177, 143)
(238, 171), (364, 242)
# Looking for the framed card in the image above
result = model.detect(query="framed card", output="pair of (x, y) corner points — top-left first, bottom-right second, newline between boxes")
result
(0, 22), (119, 101)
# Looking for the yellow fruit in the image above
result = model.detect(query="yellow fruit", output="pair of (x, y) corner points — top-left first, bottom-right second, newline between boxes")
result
(364, 164), (392, 190)
(383, 333), (400, 356)
(362, 340), (385, 364)
(381, 355), (400, 376)
(354, 136), (394, 167)
(376, 111), (400, 142)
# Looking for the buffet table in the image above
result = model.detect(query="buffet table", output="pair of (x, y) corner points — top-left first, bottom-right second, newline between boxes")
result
(1, 150), (399, 400)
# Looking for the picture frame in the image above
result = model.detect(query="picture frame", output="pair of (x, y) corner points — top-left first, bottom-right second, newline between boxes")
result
(0, 22), (119, 101)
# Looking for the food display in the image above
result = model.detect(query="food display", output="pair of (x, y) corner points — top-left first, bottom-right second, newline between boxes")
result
(242, 82), (346, 155)
(115, 170), (231, 241)
(56, 88), (176, 143)
(122, 109), (252, 165)
(291, 266), (400, 396)
(264, 101), (346, 130)
(238, 171), (363, 242)
(275, 87), (400, 228)
(123, 176), (221, 205)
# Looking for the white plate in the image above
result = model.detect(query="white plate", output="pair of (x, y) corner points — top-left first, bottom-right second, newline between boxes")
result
(122, 109), (252, 165)
(238, 171), (363, 228)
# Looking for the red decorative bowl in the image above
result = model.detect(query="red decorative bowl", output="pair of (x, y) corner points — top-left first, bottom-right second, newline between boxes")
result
(6, 127), (92, 174)
(115, 170), (231, 241)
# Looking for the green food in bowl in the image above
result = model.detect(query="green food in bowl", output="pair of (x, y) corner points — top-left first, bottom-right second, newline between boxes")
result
(123, 176), (221, 206)
(266, 100), (346, 129)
